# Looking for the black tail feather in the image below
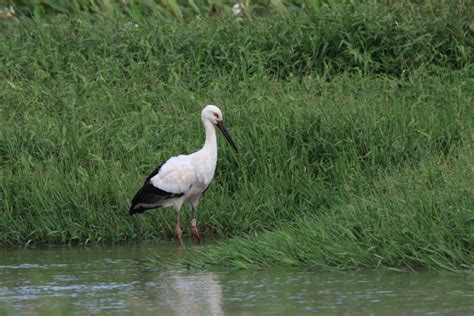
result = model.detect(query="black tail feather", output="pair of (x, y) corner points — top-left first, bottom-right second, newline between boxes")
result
(129, 182), (183, 215)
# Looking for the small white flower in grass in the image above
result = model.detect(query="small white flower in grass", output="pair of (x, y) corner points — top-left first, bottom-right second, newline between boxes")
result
(232, 3), (242, 16)
(232, 2), (244, 22)
(126, 21), (140, 28)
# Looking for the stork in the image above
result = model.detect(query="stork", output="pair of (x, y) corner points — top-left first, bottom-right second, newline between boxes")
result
(129, 105), (238, 246)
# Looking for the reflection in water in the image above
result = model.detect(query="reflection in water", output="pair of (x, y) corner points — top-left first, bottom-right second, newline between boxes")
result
(161, 272), (223, 316)
(0, 244), (473, 315)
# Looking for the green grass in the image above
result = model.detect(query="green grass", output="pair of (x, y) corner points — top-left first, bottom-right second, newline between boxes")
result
(6, 0), (469, 22)
(1, 2), (473, 270)
(185, 150), (474, 271)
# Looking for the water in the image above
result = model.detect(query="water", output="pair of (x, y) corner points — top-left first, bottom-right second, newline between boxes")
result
(1, 244), (473, 315)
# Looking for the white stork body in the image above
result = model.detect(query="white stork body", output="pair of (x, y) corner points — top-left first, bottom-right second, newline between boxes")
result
(129, 105), (238, 245)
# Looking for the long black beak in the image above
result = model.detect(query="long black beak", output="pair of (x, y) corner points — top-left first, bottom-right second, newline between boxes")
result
(216, 120), (239, 153)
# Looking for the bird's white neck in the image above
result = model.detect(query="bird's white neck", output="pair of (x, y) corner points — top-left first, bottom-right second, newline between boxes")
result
(202, 120), (217, 158)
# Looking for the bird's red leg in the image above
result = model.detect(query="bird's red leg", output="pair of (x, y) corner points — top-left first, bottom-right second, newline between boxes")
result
(176, 211), (183, 247)
(191, 206), (202, 244)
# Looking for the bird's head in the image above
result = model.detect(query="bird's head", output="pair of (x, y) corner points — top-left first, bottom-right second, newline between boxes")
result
(202, 104), (223, 125)
(202, 105), (239, 153)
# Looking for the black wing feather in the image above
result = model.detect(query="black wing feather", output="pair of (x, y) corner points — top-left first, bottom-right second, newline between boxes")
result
(129, 163), (184, 215)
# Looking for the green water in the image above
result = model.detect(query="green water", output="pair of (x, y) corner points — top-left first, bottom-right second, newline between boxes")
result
(0, 244), (472, 315)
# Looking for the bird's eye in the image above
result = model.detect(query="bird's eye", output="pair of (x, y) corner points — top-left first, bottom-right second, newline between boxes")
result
(213, 113), (219, 119)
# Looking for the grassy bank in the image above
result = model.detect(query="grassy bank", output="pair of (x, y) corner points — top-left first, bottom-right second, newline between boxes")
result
(1, 2), (473, 270)
(186, 150), (473, 271)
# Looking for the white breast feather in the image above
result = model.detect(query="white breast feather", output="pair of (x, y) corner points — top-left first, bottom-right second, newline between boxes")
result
(150, 155), (196, 194)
